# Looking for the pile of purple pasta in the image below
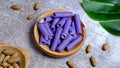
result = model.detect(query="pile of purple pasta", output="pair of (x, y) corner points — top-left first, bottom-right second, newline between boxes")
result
(38, 12), (83, 52)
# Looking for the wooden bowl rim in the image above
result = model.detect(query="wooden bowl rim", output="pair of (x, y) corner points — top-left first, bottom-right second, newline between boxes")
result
(34, 9), (86, 58)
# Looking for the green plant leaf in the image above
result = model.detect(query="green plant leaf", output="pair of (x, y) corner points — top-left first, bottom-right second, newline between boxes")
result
(100, 20), (120, 35)
(83, 0), (115, 14)
(83, 11), (120, 21)
(83, 0), (120, 14)
(92, 0), (120, 5)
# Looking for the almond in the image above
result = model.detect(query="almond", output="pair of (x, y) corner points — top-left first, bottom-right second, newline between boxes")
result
(102, 42), (109, 51)
(13, 63), (19, 68)
(34, 2), (40, 10)
(11, 5), (21, 10)
(86, 44), (91, 53)
(27, 14), (34, 20)
(67, 60), (76, 68)
(90, 56), (96, 67)
(0, 54), (5, 64)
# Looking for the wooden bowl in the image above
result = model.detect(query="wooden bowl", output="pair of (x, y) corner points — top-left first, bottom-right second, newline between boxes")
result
(34, 10), (86, 58)
(0, 42), (30, 68)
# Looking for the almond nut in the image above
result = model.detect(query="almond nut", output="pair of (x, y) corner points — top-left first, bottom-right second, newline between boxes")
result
(67, 60), (76, 68)
(9, 65), (14, 68)
(3, 55), (11, 62)
(13, 63), (19, 68)
(90, 56), (96, 67)
(34, 2), (40, 10)
(2, 62), (10, 67)
(11, 5), (21, 10)
(8, 57), (20, 64)
(3, 49), (15, 55)
(0, 66), (3, 68)
(0, 54), (5, 64)
(27, 14), (34, 20)
(102, 42), (109, 51)
(11, 52), (18, 58)
(86, 44), (92, 53)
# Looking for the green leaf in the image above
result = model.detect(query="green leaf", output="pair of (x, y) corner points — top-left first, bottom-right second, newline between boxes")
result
(83, 0), (120, 14)
(83, 11), (120, 21)
(92, 0), (120, 5)
(83, 0), (115, 14)
(100, 20), (120, 35)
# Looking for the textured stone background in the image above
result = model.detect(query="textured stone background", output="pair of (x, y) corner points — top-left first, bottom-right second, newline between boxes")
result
(0, 0), (120, 68)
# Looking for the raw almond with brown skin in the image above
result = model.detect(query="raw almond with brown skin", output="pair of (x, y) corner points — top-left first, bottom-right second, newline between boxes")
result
(0, 66), (3, 68)
(34, 2), (40, 10)
(13, 63), (19, 68)
(0, 54), (5, 64)
(86, 44), (91, 53)
(102, 42), (109, 51)
(90, 56), (96, 67)
(27, 14), (34, 20)
(3, 55), (11, 62)
(67, 60), (76, 68)
(11, 5), (21, 10)
(9, 65), (14, 68)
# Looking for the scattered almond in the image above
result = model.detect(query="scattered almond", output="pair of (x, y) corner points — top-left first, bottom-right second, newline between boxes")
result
(67, 60), (76, 68)
(34, 2), (40, 10)
(27, 14), (34, 20)
(90, 56), (96, 67)
(86, 44), (91, 53)
(102, 42), (109, 51)
(11, 5), (21, 10)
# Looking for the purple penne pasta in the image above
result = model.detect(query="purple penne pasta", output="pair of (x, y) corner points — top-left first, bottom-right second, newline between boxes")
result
(53, 12), (72, 18)
(40, 35), (46, 45)
(71, 21), (77, 38)
(69, 27), (75, 35)
(57, 35), (73, 52)
(74, 14), (82, 35)
(61, 18), (71, 39)
(44, 23), (54, 39)
(46, 39), (51, 46)
(66, 36), (82, 51)
(50, 18), (60, 30)
(51, 28), (63, 51)
(57, 18), (67, 28)
(38, 22), (49, 40)
(44, 16), (53, 22)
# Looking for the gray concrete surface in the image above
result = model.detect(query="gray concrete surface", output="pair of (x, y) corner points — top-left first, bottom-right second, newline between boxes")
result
(0, 0), (120, 68)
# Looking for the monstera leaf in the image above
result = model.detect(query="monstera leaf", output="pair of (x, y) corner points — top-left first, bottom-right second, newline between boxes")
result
(100, 20), (120, 35)
(82, 0), (120, 35)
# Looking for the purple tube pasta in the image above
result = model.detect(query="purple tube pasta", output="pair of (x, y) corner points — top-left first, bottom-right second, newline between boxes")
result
(53, 12), (72, 18)
(46, 39), (51, 46)
(57, 35), (73, 52)
(57, 18), (67, 28)
(40, 35), (46, 45)
(61, 18), (71, 39)
(74, 14), (82, 35)
(44, 16), (53, 22)
(69, 27), (75, 35)
(50, 18), (60, 30)
(44, 23), (54, 39)
(51, 28), (63, 51)
(71, 21), (77, 38)
(66, 36), (82, 51)
(38, 22), (49, 40)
